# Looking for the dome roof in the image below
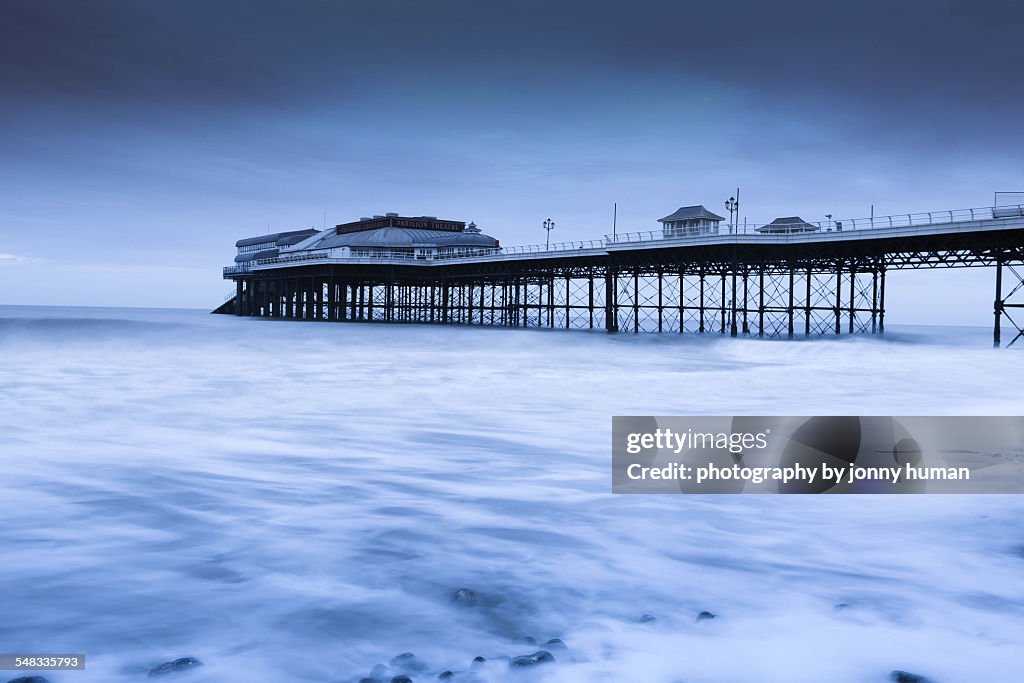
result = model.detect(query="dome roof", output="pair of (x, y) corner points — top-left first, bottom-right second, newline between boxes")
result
(311, 227), (498, 249)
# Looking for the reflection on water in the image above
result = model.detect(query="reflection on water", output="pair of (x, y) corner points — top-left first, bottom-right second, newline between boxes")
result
(0, 306), (1022, 682)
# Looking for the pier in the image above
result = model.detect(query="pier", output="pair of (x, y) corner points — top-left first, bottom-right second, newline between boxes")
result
(219, 205), (1024, 347)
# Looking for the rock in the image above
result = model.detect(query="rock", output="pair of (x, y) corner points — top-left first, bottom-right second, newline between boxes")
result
(509, 650), (555, 668)
(147, 657), (203, 677)
(452, 588), (478, 607)
(390, 653), (427, 672)
(543, 638), (567, 651)
(391, 677), (413, 683)
(834, 603), (851, 611)
(369, 664), (391, 679)
(890, 671), (932, 683)
(696, 611), (716, 622)
(357, 678), (377, 683)
(438, 672), (454, 680)
(639, 614), (657, 623)
(7, 678), (50, 683)
(519, 636), (537, 645)
(470, 656), (486, 669)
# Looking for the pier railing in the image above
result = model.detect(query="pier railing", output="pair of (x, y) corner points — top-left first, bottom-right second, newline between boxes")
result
(606, 204), (1024, 245)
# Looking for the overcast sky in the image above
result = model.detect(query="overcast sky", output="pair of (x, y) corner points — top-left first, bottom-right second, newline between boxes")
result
(0, 0), (1021, 321)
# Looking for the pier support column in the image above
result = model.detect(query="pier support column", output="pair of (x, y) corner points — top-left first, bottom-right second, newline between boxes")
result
(588, 275), (594, 329)
(871, 266), (878, 334)
(992, 257), (1024, 348)
(327, 277), (336, 321)
(879, 268), (886, 336)
(698, 268), (706, 333)
(848, 266), (856, 334)
(345, 280), (351, 322)
(633, 269), (640, 334)
(720, 272), (727, 335)
(758, 266), (765, 338)
(657, 269), (664, 333)
(565, 275), (571, 329)
(787, 267), (795, 339)
(742, 268), (749, 335)
(548, 276), (555, 328)
(994, 255), (1003, 348)
(834, 263), (843, 336)
(804, 267), (812, 336)
(604, 268), (618, 332)
(730, 269), (738, 337)
(678, 268), (685, 334)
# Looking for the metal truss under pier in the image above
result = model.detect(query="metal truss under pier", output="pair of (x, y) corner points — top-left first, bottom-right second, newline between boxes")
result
(225, 214), (1024, 347)
(233, 262), (884, 338)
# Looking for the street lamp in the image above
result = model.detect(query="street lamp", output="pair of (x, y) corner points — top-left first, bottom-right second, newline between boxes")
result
(725, 196), (739, 235)
(544, 218), (555, 249)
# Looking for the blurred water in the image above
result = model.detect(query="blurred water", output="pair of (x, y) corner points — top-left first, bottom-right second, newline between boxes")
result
(0, 305), (1022, 683)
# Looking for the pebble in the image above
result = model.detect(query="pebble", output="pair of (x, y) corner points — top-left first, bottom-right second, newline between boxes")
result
(696, 611), (716, 622)
(390, 653), (427, 672)
(147, 657), (203, 677)
(509, 650), (555, 668)
(890, 671), (932, 683)
(543, 638), (567, 651)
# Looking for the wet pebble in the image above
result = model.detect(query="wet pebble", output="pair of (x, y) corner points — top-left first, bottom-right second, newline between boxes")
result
(147, 657), (203, 677)
(696, 611), (716, 622)
(543, 638), (567, 651)
(390, 653), (427, 672)
(509, 650), (555, 668)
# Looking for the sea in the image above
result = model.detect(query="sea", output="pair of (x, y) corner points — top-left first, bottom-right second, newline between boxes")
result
(1, 305), (1022, 683)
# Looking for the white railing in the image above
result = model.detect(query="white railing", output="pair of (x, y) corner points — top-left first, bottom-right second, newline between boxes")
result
(222, 204), (1023, 273)
(255, 250), (331, 266)
(249, 247), (504, 267)
(606, 204), (1024, 245)
(500, 239), (607, 255)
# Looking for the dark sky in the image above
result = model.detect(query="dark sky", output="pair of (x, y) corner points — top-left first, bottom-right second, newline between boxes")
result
(0, 0), (1021, 313)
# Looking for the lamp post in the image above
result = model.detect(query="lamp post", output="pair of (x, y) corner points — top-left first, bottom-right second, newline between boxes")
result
(725, 196), (739, 235)
(544, 218), (555, 249)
